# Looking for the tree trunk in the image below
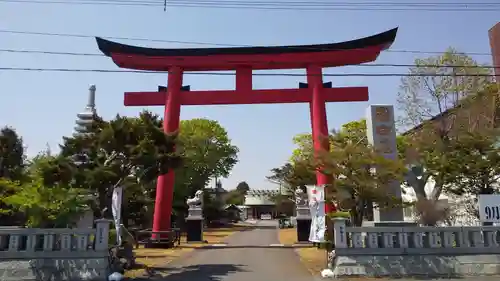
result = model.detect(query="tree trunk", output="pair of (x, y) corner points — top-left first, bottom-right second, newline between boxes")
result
(350, 200), (365, 227)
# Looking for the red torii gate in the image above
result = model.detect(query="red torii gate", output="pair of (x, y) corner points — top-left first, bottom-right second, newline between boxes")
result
(95, 28), (398, 233)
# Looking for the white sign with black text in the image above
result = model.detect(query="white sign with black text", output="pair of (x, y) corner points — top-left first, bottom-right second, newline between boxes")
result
(478, 194), (500, 223)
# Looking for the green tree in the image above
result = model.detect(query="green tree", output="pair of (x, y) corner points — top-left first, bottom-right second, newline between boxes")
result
(290, 133), (314, 164)
(314, 124), (407, 226)
(224, 190), (244, 205)
(398, 47), (494, 128)
(397, 49), (497, 224)
(235, 181), (250, 193)
(267, 163), (315, 192)
(0, 126), (25, 181)
(224, 181), (250, 205)
(0, 126), (26, 225)
(397, 49), (495, 201)
(40, 111), (181, 225)
(0, 177), (91, 228)
(281, 120), (406, 226)
(173, 119), (239, 215)
(289, 119), (367, 162)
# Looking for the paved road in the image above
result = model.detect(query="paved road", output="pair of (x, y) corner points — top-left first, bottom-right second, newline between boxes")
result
(130, 221), (500, 281)
(142, 220), (315, 281)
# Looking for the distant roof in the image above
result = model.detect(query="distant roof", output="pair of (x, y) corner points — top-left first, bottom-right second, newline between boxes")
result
(244, 189), (278, 206)
(224, 204), (242, 212)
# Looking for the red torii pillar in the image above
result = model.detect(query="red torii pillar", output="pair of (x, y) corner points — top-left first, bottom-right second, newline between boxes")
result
(154, 66), (183, 233)
(95, 27), (398, 232)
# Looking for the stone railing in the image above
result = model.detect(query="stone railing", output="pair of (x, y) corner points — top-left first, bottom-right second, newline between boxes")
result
(333, 218), (500, 255)
(0, 219), (111, 281)
(330, 218), (500, 277)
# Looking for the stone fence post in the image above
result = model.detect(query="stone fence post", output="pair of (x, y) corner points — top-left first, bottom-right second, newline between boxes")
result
(94, 219), (111, 251)
(333, 217), (348, 248)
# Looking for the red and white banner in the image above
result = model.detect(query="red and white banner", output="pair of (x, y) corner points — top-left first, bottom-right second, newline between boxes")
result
(306, 185), (326, 243)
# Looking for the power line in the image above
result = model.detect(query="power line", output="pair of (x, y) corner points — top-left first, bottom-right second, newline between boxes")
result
(0, 29), (492, 57)
(15, 0), (500, 6)
(2, 0), (500, 11)
(0, 67), (496, 77)
(0, 48), (497, 69)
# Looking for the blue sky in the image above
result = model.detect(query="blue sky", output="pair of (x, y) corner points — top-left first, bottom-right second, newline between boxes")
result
(0, 1), (498, 191)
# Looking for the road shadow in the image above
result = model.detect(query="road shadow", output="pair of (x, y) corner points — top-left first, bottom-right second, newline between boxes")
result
(247, 225), (278, 230)
(193, 245), (313, 249)
(131, 263), (247, 281)
(206, 226), (254, 232)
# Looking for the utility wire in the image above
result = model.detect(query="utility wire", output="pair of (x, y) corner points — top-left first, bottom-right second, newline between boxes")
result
(1, 0), (500, 11)
(20, 0), (500, 6)
(0, 29), (492, 57)
(0, 48), (497, 69)
(0, 67), (496, 77)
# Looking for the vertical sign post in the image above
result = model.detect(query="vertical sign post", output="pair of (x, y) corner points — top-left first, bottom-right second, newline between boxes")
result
(366, 105), (404, 222)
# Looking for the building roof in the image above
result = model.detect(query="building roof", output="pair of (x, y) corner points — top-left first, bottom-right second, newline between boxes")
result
(244, 189), (278, 206)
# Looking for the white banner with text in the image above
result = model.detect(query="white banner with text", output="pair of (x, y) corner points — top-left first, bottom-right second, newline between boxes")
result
(306, 185), (326, 243)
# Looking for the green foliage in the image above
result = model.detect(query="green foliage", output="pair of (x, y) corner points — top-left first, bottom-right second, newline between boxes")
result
(108, 228), (118, 246)
(202, 189), (226, 224)
(334, 119), (368, 146)
(446, 129), (500, 196)
(315, 123), (407, 226)
(0, 114), (238, 228)
(223, 182), (250, 205)
(235, 181), (250, 193)
(267, 162), (316, 189)
(279, 119), (406, 226)
(173, 119), (239, 212)
(397, 49), (497, 205)
(1, 178), (91, 227)
(398, 47), (494, 127)
(290, 133), (314, 164)
(41, 111), (182, 221)
(224, 190), (244, 205)
(0, 126), (25, 181)
(396, 49), (500, 223)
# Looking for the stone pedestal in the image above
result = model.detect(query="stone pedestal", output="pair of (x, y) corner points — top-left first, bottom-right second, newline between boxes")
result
(186, 206), (203, 243)
(296, 206), (312, 243)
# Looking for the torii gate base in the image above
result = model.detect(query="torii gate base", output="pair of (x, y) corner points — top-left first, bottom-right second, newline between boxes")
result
(95, 27), (398, 236)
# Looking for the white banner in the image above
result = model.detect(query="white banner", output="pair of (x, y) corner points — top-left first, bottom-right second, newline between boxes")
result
(111, 186), (123, 245)
(479, 194), (500, 223)
(306, 185), (326, 243)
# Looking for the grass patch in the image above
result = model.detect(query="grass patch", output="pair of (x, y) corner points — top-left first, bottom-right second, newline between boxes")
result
(278, 227), (297, 245)
(278, 228), (327, 276)
(295, 247), (327, 275)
